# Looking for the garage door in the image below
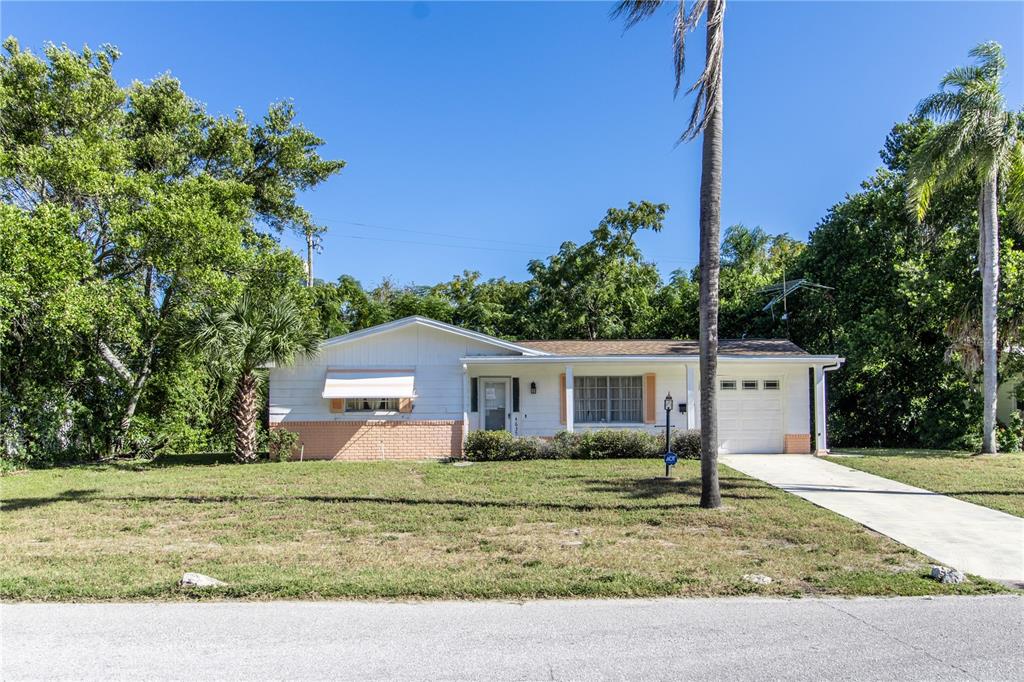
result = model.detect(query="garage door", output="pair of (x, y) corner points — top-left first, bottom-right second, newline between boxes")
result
(716, 378), (784, 454)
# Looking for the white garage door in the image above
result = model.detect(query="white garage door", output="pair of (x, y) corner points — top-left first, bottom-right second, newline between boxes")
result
(716, 378), (784, 454)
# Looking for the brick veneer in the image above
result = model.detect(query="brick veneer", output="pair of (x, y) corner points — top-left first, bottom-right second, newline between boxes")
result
(783, 433), (812, 454)
(272, 420), (463, 461)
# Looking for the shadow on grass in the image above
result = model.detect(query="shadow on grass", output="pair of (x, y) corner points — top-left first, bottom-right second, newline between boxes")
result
(585, 475), (772, 500)
(2, 489), (724, 513)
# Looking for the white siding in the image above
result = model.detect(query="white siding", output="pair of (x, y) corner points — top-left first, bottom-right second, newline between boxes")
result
(269, 324), (516, 424)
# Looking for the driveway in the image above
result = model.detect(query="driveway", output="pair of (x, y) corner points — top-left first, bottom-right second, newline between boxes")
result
(2, 597), (1022, 680)
(721, 454), (1024, 583)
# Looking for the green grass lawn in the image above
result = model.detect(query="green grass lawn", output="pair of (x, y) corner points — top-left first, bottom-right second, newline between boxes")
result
(0, 456), (1007, 601)
(825, 449), (1024, 517)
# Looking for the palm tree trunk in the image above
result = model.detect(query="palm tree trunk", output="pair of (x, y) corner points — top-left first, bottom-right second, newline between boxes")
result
(699, 0), (724, 509)
(980, 172), (999, 453)
(232, 371), (259, 463)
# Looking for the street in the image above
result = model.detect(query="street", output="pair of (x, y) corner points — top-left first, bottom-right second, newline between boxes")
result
(2, 595), (1022, 680)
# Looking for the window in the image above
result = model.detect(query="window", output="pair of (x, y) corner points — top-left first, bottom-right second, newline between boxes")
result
(574, 376), (643, 423)
(742, 380), (758, 391)
(344, 398), (400, 412)
(720, 380), (737, 390)
(762, 380), (780, 390)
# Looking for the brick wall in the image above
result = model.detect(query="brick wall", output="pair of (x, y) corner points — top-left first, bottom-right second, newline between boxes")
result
(783, 433), (812, 454)
(272, 420), (463, 461)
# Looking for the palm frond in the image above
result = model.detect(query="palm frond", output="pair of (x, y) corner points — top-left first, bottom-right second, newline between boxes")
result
(969, 41), (1006, 80)
(610, 0), (664, 29)
(680, 0), (724, 142)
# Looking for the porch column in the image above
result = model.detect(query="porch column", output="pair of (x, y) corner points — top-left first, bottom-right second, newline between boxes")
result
(814, 365), (828, 455)
(565, 365), (574, 433)
(461, 364), (470, 444)
(686, 364), (698, 430)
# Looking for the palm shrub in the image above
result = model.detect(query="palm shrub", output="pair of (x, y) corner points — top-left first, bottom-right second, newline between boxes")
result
(192, 292), (321, 463)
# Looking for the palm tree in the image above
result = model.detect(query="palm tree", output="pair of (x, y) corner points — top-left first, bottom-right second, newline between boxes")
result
(613, 0), (725, 507)
(907, 42), (1023, 454)
(193, 292), (321, 462)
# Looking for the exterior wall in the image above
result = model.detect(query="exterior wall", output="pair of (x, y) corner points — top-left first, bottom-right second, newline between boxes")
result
(998, 377), (1021, 426)
(269, 324), (517, 460)
(272, 420), (462, 460)
(467, 363), (690, 437)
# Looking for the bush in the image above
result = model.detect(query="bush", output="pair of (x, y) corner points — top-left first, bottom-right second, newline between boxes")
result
(671, 429), (702, 459)
(997, 413), (1023, 453)
(268, 428), (300, 462)
(464, 430), (542, 461)
(464, 428), (699, 461)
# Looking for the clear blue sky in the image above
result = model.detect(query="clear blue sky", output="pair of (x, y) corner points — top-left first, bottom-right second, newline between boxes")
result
(4, 1), (1022, 286)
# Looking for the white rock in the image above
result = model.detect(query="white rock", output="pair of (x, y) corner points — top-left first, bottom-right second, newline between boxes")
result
(742, 573), (773, 585)
(930, 565), (966, 584)
(180, 572), (227, 588)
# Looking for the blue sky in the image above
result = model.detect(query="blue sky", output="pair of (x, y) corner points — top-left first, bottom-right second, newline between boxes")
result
(4, 1), (1022, 286)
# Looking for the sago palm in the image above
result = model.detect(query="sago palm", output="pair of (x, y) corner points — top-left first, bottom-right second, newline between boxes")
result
(193, 292), (321, 462)
(907, 41), (1024, 453)
(613, 0), (726, 507)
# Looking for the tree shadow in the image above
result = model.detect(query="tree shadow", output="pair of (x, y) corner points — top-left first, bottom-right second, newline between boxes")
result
(0, 488), (100, 512)
(584, 475), (772, 500)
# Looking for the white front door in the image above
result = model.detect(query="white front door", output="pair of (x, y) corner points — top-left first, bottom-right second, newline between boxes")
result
(717, 378), (784, 453)
(482, 378), (509, 431)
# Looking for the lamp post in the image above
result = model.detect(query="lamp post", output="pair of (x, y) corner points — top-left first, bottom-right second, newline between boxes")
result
(663, 392), (676, 477)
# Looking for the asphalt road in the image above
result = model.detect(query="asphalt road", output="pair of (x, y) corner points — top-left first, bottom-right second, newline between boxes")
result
(2, 596), (1022, 681)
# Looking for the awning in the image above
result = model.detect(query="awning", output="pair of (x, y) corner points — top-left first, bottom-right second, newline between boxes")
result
(322, 370), (416, 399)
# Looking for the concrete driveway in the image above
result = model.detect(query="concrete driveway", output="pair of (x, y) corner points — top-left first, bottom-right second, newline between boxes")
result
(2, 597), (1022, 680)
(721, 454), (1024, 583)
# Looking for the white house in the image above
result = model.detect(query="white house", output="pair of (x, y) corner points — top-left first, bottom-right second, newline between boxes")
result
(268, 316), (844, 460)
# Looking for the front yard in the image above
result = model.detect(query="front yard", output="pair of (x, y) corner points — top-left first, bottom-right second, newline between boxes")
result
(826, 449), (1024, 517)
(0, 457), (1007, 601)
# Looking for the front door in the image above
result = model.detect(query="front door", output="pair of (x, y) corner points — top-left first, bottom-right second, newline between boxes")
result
(482, 378), (508, 431)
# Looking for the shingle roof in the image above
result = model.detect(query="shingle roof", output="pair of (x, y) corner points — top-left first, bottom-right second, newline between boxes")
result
(516, 338), (808, 357)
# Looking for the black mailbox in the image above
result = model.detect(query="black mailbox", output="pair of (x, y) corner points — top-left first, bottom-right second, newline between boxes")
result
(678, 402), (687, 414)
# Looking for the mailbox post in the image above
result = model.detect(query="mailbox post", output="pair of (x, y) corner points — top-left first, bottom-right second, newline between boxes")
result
(663, 392), (676, 477)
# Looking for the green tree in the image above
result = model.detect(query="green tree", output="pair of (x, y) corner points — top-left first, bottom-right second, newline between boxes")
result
(614, 0), (727, 508)
(907, 42), (1024, 453)
(192, 291), (321, 462)
(528, 201), (667, 340)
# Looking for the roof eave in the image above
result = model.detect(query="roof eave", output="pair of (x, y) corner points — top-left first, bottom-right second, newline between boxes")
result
(461, 355), (845, 364)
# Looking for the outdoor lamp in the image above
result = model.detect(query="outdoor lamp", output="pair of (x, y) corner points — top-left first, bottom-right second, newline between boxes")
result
(530, 381), (537, 394)
(663, 392), (673, 412)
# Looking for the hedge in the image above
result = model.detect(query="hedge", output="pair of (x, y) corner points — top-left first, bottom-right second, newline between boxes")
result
(464, 428), (704, 462)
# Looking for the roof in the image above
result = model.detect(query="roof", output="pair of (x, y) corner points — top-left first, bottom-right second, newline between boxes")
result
(516, 338), (809, 357)
(319, 316), (549, 356)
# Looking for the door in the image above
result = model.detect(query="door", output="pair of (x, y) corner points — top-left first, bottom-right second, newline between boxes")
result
(482, 379), (508, 431)
(717, 378), (784, 453)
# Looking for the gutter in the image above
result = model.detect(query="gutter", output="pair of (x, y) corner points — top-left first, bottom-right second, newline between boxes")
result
(461, 355), (846, 365)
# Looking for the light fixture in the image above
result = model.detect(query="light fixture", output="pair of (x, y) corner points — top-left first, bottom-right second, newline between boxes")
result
(530, 381), (537, 394)
(663, 392), (673, 412)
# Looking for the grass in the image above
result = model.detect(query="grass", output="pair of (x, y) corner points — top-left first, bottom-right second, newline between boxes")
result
(0, 456), (1007, 601)
(826, 449), (1024, 517)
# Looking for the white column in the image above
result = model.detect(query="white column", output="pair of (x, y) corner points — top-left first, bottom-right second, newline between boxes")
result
(565, 365), (574, 433)
(814, 365), (827, 455)
(686, 364), (698, 430)
(461, 364), (470, 444)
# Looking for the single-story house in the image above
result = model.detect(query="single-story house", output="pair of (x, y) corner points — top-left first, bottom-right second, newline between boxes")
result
(268, 316), (844, 460)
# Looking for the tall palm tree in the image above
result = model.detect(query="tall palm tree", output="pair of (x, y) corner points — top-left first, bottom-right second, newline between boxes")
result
(613, 0), (725, 507)
(193, 292), (321, 462)
(908, 42), (1023, 454)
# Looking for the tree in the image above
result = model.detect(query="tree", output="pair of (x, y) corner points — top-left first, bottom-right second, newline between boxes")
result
(192, 291), (321, 462)
(906, 42), (1024, 453)
(613, 0), (726, 508)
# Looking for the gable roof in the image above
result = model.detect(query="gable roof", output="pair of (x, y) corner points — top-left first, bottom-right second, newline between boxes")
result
(517, 338), (809, 357)
(319, 316), (550, 356)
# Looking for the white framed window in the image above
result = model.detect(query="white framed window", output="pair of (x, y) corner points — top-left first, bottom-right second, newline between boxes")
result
(742, 380), (758, 390)
(720, 380), (737, 390)
(344, 398), (400, 412)
(574, 376), (643, 423)
(762, 379), (780, 390)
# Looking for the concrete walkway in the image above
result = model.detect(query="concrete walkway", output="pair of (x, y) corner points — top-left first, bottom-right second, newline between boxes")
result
(3, 597), (1022, 680)
(721, 454), (1024, 583)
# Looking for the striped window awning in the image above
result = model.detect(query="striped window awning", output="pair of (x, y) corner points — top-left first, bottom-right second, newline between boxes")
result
(322, 370), (416, 399)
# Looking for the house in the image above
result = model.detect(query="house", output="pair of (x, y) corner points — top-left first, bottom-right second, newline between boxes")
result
(268, 316), (844, 460)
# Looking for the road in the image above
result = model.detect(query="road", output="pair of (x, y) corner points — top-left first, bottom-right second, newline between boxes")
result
(2, 596), (1022, 680)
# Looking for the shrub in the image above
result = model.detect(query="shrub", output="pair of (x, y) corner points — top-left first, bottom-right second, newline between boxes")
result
(997, 413), (1023, 453)
(574, 429), (662, 459)
(268, 428), (300, 462)
(464, 430), (542, 461)
(671, 429), (702, 459)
